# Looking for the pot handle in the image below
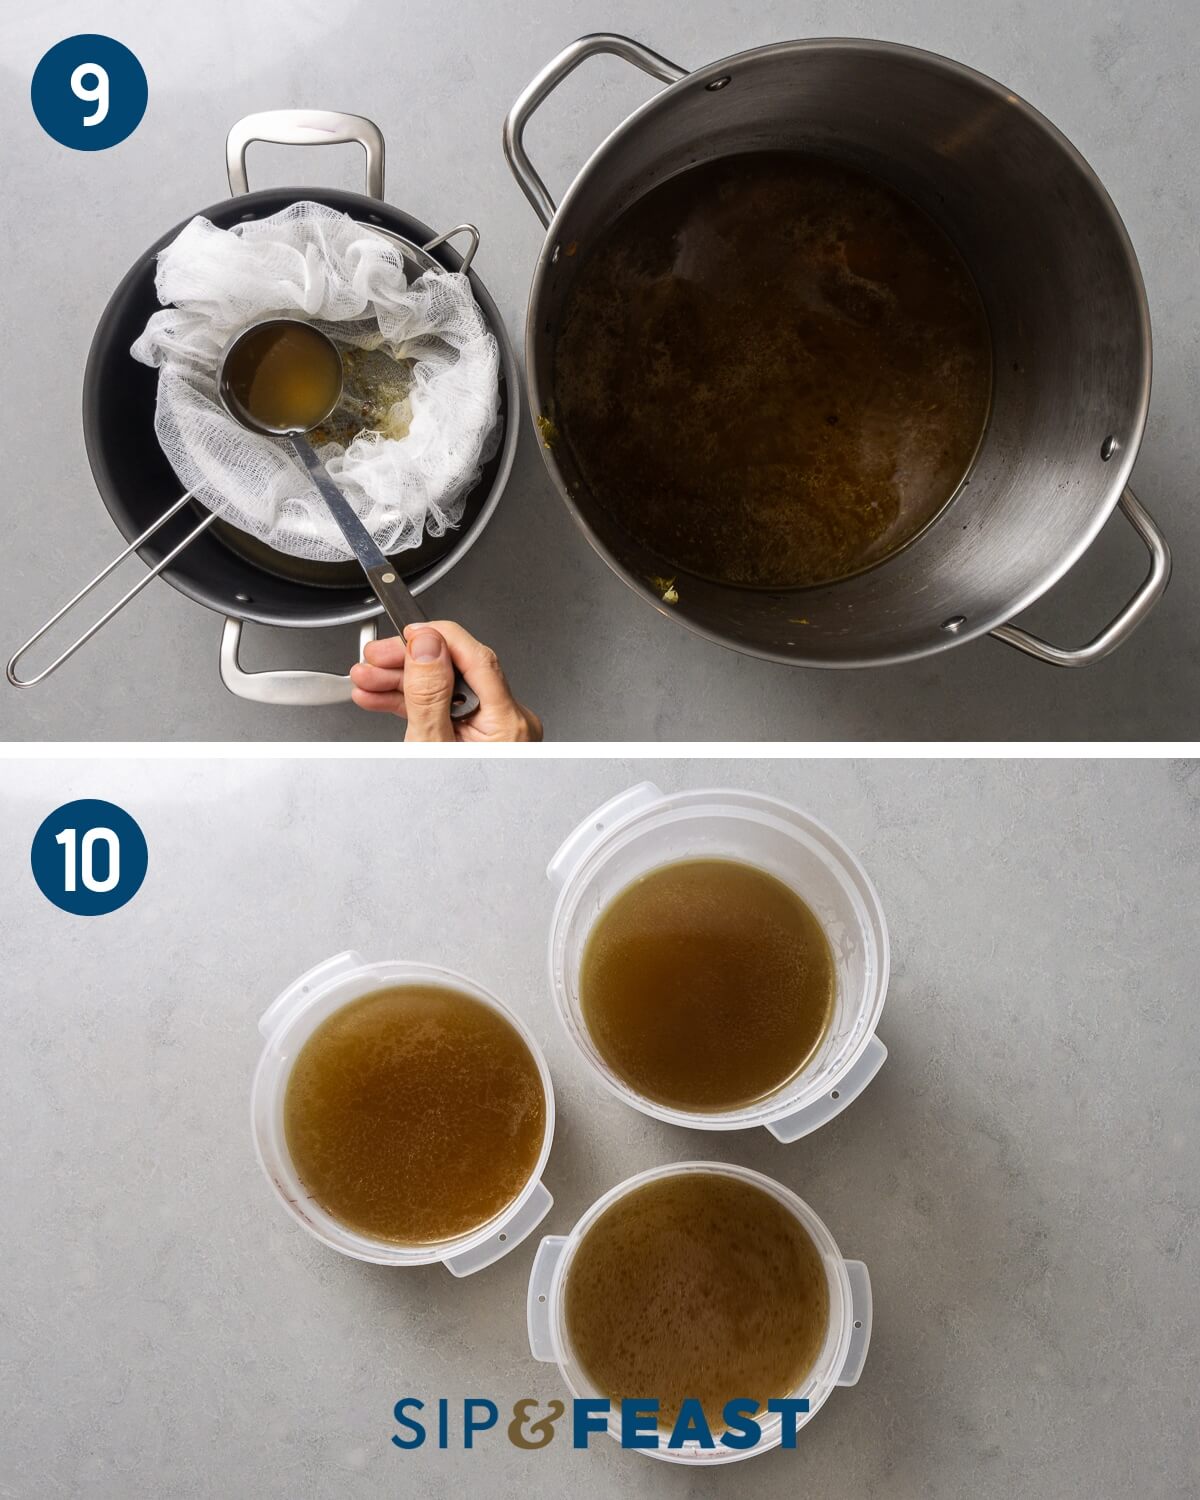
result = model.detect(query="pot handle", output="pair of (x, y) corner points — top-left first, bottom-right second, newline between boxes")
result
(226, 109), (385, 199)
(989, 488), (1170, 667)
(219, 616), (378, 706)
(504, 34), (689, 227)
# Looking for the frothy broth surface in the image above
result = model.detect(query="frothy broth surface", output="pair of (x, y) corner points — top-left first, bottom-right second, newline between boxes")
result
(579, 858), (835, 1113)
(565, 1171), (831, 1427)
(283, 985), (545, 1245)
(554, 151), (992, 587)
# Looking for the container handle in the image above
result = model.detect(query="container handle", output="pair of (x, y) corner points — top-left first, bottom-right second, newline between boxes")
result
(258, 950), (365, 1039)
(227, 109), (386, 200)
(765, 1035), (888, 1145)
(503, 34), (688, 227)
(6, 491), (216, 690)
(526, 1235), (568, 1360)
(219, 617), (378, 707)
(546, 782), (664, 889)
(837, 1260), (873, 1387)
(443, 1181), (554, 1279)
(989, 488), (1170, 667)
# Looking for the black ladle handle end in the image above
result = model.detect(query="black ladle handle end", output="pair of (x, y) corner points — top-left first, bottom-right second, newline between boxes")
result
(363, 563), (478, 722)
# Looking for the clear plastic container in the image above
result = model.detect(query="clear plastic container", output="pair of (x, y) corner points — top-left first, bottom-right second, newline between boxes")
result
(526, 1161), (872, 1464)
(251, 951), (555, 1274)
(546, 784), (889, 1139)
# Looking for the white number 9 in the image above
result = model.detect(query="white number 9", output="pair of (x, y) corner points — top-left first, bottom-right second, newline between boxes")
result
(70, 62), (110, 127)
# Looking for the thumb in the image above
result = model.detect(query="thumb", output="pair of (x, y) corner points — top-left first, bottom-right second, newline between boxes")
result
(402, 628), (456, 742)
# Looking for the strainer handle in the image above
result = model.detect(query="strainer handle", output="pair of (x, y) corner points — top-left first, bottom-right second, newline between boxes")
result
(226, 110), (385, 199)
(504, 34), (688, 227)
(989, 488), (1170, 667)
(219, 617), (378, 707)
(422, 224), (480, 277)
(6, 491), (216, 689)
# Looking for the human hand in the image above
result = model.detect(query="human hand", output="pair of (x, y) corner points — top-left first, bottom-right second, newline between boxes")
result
(349, 621), (543, 743)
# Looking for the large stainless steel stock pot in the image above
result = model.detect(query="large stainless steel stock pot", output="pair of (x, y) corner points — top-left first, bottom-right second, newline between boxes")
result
(505, 34), (1170, 669)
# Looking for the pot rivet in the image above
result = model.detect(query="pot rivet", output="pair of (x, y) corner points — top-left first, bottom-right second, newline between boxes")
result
(381, 571), (396, 584)
(235, 592), (251, 603)
(706, 75), (732, 91)
(942, 615), (966, 633)
(551, 243), (561, 264)
(1101, 435), (1117, 461)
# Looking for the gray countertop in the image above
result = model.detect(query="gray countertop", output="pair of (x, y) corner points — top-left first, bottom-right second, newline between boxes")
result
(2, 0), (1199, 742)
(2, 757), (1197, 1496)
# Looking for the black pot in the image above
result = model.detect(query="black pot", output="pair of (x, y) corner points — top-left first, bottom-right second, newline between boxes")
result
(84, 183), (516, 632)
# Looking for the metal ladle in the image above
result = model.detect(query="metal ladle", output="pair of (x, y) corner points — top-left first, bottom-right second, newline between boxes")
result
(217, 317), (478, 720)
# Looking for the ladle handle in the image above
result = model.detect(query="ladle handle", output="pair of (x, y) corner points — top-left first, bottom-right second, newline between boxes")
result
(289, 437), (479, 721)
(504, 34), (688, 226)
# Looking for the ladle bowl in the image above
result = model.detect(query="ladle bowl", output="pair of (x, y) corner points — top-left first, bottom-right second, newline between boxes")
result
(217, 317), (478, 719)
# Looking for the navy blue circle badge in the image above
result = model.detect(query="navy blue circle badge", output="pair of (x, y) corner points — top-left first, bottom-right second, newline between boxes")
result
(31, 799), (148, 916)
(31, 35), (147, 151)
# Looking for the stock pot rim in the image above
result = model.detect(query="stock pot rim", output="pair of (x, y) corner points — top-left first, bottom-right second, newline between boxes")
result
(522, 35), (1152, 667)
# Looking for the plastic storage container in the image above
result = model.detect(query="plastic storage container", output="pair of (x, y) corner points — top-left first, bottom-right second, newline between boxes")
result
(526, 1161), (872, 1464)
(251, 951), (555, 1274)
(546, 784), (889, 1139)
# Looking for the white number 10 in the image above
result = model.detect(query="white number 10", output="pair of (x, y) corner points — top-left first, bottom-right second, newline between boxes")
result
(70, 62), (110, 127)
(55, 827), (120, 892)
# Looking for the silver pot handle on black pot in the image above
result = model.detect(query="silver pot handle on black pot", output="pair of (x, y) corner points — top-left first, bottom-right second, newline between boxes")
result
(503, 34), (688, 227)
(219, 618), (379, 706)
(227, 109), (386, 198)
(989, 488), (1170, 666)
